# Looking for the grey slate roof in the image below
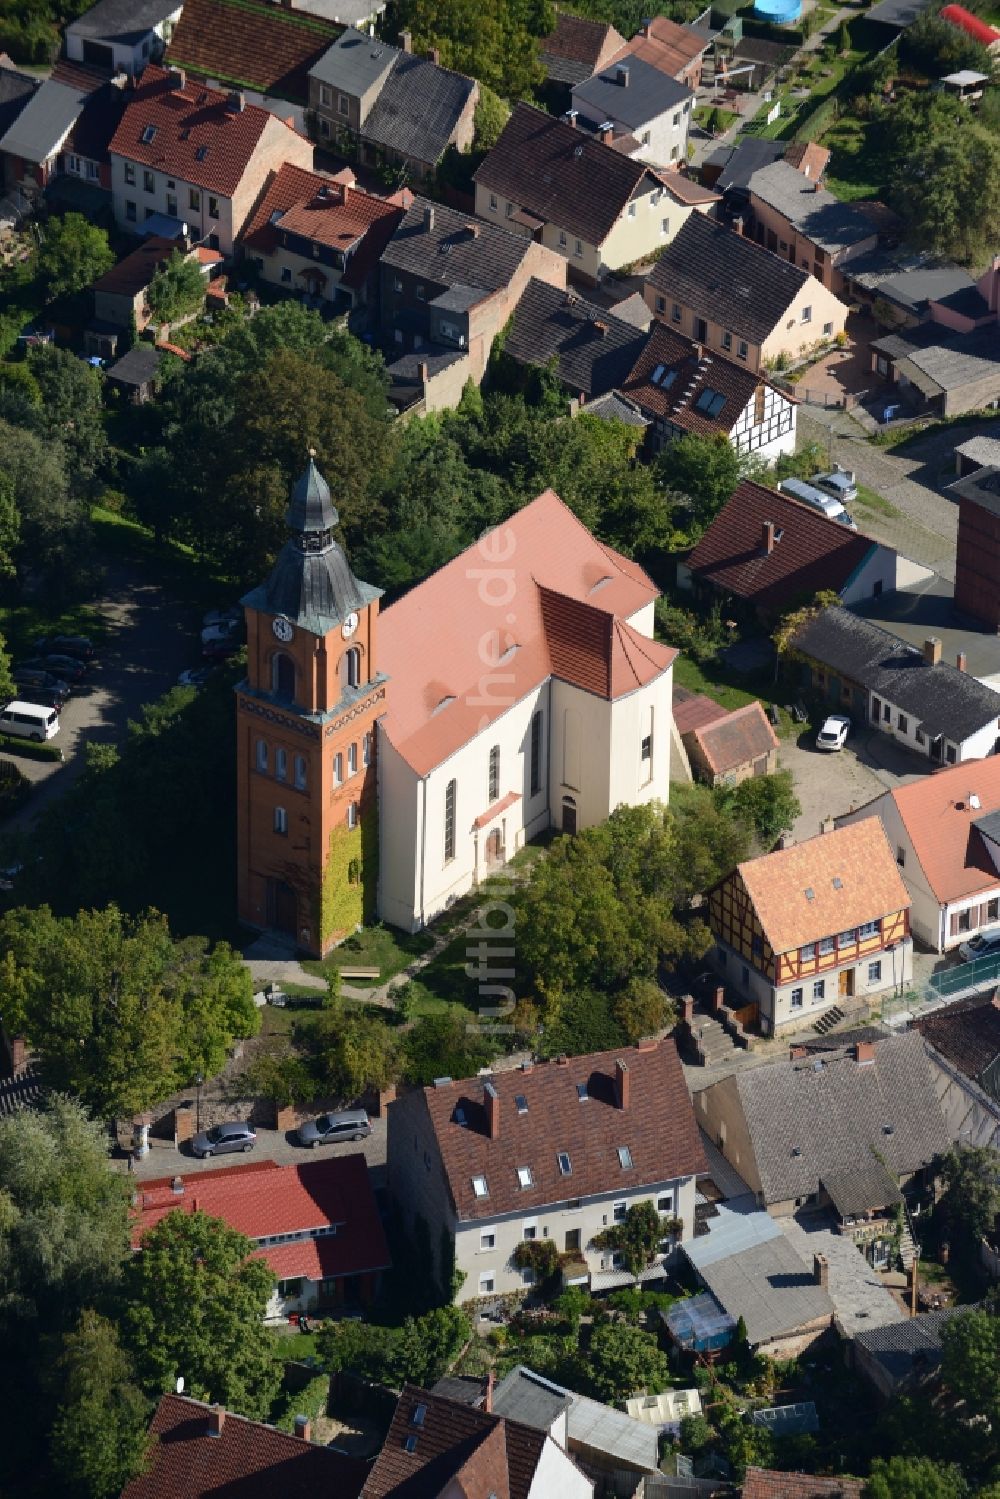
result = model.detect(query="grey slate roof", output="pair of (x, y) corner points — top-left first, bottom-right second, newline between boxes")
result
(955, 432), (1000, 469)
(709, 136), (783, 195)
(107, 344), (163, 386)
(361, 52), (474, 167)
(867, 0), (933, 26)
(583, 390), (650, 427)
(647, 213), (810, 345)
(505, 277), (648, 399)
(881, 325), (1000, 397)
(572, 52), (691, 130)
(853, 1306), (964, 1384)
(822, 1156), (902, 1218)
(67, 0), (178, 42)
(748, 160), (875, 255)
(308, 26), (398, 95)
(0, 77), (89, 161)
(791, 606), (1000, 744)
(492, 1367), (570, 1432)
(863, 263), (978, 315)
(492, 1366), (658, 1471)
(693, 1231), (834, 1346)
(382, 197), (529, 294)
(0, 64), (39, 142)
(731, 1032), (950, 1210)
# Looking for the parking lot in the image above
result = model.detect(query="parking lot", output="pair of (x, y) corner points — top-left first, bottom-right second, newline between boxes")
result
(781, 720), (925, 843)
(122, 1112), (388, 1188)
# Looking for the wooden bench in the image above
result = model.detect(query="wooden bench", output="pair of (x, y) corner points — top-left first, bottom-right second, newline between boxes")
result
(337, 966), (381, 980)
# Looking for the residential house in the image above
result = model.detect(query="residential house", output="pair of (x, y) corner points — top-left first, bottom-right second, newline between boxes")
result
(539, 11), (625, 88)
(376, 489), (677, 930)
(243, 162), (408, 310)
(852, 1305), (966, 1399)
(308, 28), (477, 180)
(682, 699), (779, 787)
(695, 1031), (948, 1258)
(65, 0), (182, 76)
(87, 234), (217, 356)
(837, 758), (1000, 951)
(378, 198), (566, 412)
(621, 325), (797, 459)
(789, 609), (1000, 765)
(952, 464), (1000, 630)
(474, 103), (682, 283)
(706, 819), (913, 1034)
(492, 1365), (660, 1489)
(361, 1383), (593, 1498)
(131, 1155), (390, 1319)
(386, 1040), (707, 1303)
(941, 2), (1000, 49)
(108, 65), (314, 255)
(503, 277), (648, 402)
(705, 137), (829, 212)
(645, 214), (848, 374)
(570, 53), (694, 166)
(742, 1472), (863, 1498)
(123, 1394), (369, 1499)
(0, 59), (39, 193)
(164, 0), (341, 107)
(0, 63), (126, 208)
(682, 481), (931, 616)
(842, 257), (991, 331)
(914, 991), (1000, 1153)
(621, 15), (709, 90)
(871, 324), (1000, 418)
(746, 160), (878, 294)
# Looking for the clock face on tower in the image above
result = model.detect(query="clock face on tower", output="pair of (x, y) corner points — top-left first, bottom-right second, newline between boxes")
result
(342, 612), (359, 639)
(272, 616), (294, 643)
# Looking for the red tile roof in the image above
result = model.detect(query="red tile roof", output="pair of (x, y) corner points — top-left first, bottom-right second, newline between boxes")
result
(742, 1470), (863, 1498)
(165, 0), (342, 103)
(361, 1384), (551, 1499)
(91, 234), (175, 296)
(623, 323), (781, 438)
(686, 480), (875, 613)
(688, 699), (779, 776)
(784, 140), (831, 180)
(541, 10), (624, 67)
(378, 489), (675, 776)
(672, 686), (728, 736)
(243, 161), (406, 291)
(940, 4), (1000, 44)
(123, 1394), (369, 1499)
(109, 64), (303, 198)
(613, 16), (707, 78)
(414, 1038), (706, 1223)
(867, 755), (1000, 905)
(132, 1155), (390, 1282)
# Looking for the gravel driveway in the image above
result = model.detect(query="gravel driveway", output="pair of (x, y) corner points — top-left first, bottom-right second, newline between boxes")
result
(780, 722), (926, 843)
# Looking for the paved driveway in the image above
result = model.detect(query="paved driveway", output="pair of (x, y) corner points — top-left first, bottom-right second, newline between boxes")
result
(781, 721), (926, 843)
(122, 1112), (388, 1186)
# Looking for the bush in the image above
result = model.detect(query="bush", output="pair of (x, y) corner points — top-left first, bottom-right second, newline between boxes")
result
(272, 1373), (329, 1433)
(654, 600), (728, 664)
(0, 758), (30, 816)
(0, 732), (62, 761)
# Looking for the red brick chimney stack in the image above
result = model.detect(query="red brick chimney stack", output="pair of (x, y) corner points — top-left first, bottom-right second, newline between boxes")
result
(614, 1058), (630, 1110)
(484, 1080), (500, 1139)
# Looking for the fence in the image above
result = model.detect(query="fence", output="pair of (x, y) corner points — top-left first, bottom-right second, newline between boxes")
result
(929, 952), (1000, 999)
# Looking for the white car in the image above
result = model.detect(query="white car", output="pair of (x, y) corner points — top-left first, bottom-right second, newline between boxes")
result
(817, 714), (851, 752)
(958, 929), (1000, 963)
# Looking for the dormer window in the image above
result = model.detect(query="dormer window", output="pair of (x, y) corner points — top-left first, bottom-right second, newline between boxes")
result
(557, 1152), (572, 1176)
(472, 1175), (489, 1198)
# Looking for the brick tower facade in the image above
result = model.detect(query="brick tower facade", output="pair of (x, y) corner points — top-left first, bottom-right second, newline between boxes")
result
(236, 456), (385, 956)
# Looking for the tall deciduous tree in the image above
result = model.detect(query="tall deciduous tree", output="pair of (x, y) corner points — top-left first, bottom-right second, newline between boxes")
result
(587, 1321), (672, 1402)
(50, 1310), (151, 1499)
(938, 1145), (1000, 1247)
(27, 343), (107, 492)
(126, 1211), (280, 1419)
(147, 249), (206, 324)
(655, 432), (743, 538)
(38, 213), (114, 301)
(865, 1456), (969, 1499)
(940, 1300), (1000, 1434)
(722, 770), (801, 848)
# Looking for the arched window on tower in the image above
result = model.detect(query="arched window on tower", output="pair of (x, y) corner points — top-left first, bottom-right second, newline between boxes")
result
(272, 653), (295, 701)
(348, 742), (358, 776)
(255, 739), (268, 773)
(274, 806), (288, 835)
(275, 747), (287, 782)
(334, 753), (343, 786)
(294, 755), (307, 790)
(342, 647), (361, 690)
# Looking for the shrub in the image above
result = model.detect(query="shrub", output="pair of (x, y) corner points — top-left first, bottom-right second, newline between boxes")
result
(512, 1238), (563, 1282)
(0, 733), (62, 761)
(0, 757), (31, 816)
(272, 1373), (329, 1433)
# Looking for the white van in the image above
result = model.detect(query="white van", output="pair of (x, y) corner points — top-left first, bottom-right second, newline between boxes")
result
(777, 477), (857, 530)
(0, 700), (60, 741)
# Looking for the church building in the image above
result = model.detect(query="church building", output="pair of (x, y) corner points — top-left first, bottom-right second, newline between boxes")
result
(237, 465), (678, 953)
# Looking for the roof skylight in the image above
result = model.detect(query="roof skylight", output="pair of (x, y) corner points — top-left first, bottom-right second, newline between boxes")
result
(515, 1093), (528, 1114)
(141, 124), (157, 144)
(695, 388), (726, 417)
(517, 1166), (533, 1188)
(472, 1174), (489, 1198)
(557, 1151), (572, 1176)
(618, 1145), (634, 1169)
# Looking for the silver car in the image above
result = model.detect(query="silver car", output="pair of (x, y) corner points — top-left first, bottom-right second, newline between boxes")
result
(191, 1120), (257, 1158)
(297, 1109), (371, 1148)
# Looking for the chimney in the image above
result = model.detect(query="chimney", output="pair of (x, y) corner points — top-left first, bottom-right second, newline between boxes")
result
(762, 519), (775, 554)
(614, 1058), (630, 1110)
(592, 319), (608, 337)
(170, 1175), (184, 1194)
(820, 815), (835, 835)
(600, 121), (614, 145)
(293, 1415), (311, 1442)
(712, 985), (725, 1014)
(564, 109), (578, 128)
(923, 636), (942, 667)
(341, 181), (349, 204)
(813, 1253), (829, 1289)
(400, 28), (412, 51)
(855, 1041), (875, 1066)
(556, 1054), (569, 1066)
(423, 204), (434, 233)
(635, 1037), (658, 1052)
(169, 66), (186, 90)
(957, 651), (967, 673)
(777, 832), (794, 849)
(227, 89), (245, 113)
(418, 360), (428, 386)
(485, 1370), (495, 1413)
(520, 1060), (533, 1072)
(733, 215), (744, 237)
(428, 46), (440, 63)
(682, 995), (695, 1025)
(641, 16), (652, 34)
(616, 63), (630, 86)
(789, 1044), (808, 1060)
(207, 1407), (226, 1438)
(484, 1080), (500, 1139)
(464, 221), (480, 238)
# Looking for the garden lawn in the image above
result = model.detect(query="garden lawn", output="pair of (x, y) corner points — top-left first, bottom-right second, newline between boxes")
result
(850, 481), (899, 518)
(300, 923), (434, 988)
(673, 654), (796, 736)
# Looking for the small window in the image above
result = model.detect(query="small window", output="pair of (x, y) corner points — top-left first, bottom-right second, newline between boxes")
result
(517, 1166), (533, 1188)
(126, 201), (137, 222)
(345, 647), (361, 688)
(143, 169), (155, 193)
(800, 943), (816, 961)
(472, 1175), (489, 1198)
(641, 734), (652, 762)
(613, 1201), (627, 1222)
(574, 239), (583, 257)
(281, 267), (292, 284)
(415, 284), (426, 302)
(189, 187), (200, 210)
(275, 747), (287, 782)
(346, 802), (358, 830)
(813, 979), (825, 1002)
(141, 123), (157, 144)
(858, 920), (879, 939)
(657, 1192), (674, 1213)
(819, 936), (834, 956)
(334, 752), (343, 785)
(530, 711), (543, 796)
(801, 305), (812, 324)
(489, 193), (497, 210)
(195, 145), (209, 163)
(274, 806), (288, 835)
(522, 1222), (537, 1240)
(444, 779), (456, 862)
(576, 1082), (588, 1103)
(411, 1404), (427, 1428)
(515, 1093), (528, 1114)
(319, 84), (331, 105)
(790, 987), (804, 1009)
(294, 755), (307, 790)
(480, 1229), (495, 1250)
(488, 743), (500, 803)
(348, 742), (358, 776)
(661, 216), (669, 236)
(479, 1272), (495, 1293)
(338, 93), (349, 115)
(868, 961), (882, 982)
(628, 202), (636, 218)
(208, 196), (219, 219)
(838, 929), (857, 945)
(124, 162), (135, 185)
(722, 331), (732, 351)
(618, 1146), (633, 1169)
(898, 714), (908, 733)
(362, 732), (371, 768)
(823, 321), (833, 336)
(256, 739), (268, 772)
(671, 302), (681, 323)
(557, 1151), (572, 1176)
(738, 341), (748, 360)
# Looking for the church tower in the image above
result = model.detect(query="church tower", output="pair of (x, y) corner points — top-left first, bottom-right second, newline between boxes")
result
(236, 455), (385, 956)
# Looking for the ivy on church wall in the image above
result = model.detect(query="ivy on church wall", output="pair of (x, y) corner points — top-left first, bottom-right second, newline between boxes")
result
(318, 807), (379, 946)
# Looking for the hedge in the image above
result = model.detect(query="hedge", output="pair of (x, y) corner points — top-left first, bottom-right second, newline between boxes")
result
(0, 733), (63, 762)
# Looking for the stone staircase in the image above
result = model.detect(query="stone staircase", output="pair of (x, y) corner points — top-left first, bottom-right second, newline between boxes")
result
(690, 1012), (740, 1068)
(898, 1225), (918, 1271)
(812, 1004), (845, 1035)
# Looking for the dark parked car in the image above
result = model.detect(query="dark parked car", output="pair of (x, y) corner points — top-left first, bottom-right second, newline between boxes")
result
(296, 1109), (371, 1148)
(191, 1120), (257, 1159)
(34, 634), (95, 660)
(12, 667), (71, 704)
(21, 655), (87, 682)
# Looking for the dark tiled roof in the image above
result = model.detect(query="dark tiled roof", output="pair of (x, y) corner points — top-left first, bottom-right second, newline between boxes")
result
(647, 213), (811, 345)
(621, 322), (775, 438)
(491, 1367), (571, 1431)
(419, 1039), (706, 1222)
(361, 1385), (548, 1499)
(474, 103), (656, 247)
(92, 234), (175, 295)
(67, 75), (128, 161)
(505, 278), (647, 398)
(791, 607), (1000, 743)
(748, 161), (876, 256)
(583, 389), (650, 427)
(915, 992), (1000, 1083)
(382, 196), (529, 294)
(853, 1306), (964, 1384)
(68, 0), (180, 42)
(0, 61), (38, 141)
(711, 136), (783, 194)
(731, 1032), (950, 1209)
(572, 52), (691, 130)
(308, 25), (398, 94)
(165, 0), (342, 103)
(362, 52), (475, 167)
(686, 480), (873, 611)
(821, 1155), (902, 1217)
(743, 1471), (863, 1499)
(541, 11), (623, 81)
(107, 344), (164, 386)
(689, 699), (779, 776)
(122, 1395), (368, 1499)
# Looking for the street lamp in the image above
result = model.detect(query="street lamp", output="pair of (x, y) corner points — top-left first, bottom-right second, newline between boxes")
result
(195, 1074), (203, 1135)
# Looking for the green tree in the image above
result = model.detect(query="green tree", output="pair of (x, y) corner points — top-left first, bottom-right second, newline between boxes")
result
(865, 1456), (969, 1499)
(940, 1302), (1000, 1433)
(939, 1145), (1000, 1248)
(594, 1201), (668, 1274)
(318, 1305), (470, 1387)
(317, 1007), (401, 1100)
(679, 1412), (716, 1454)
(0, 1096), (132, 1332)
(0, 904), (257, 1119)
(126, 1211), (280, 1418)
(656, 432), (743, 537)
(613, 976), (674, 1042)
(587, 1321), (672, 1402)
(393, 0), (553, 98)
(38, 213), (114, 301)
(27, 343), (107, 492)
(50, 1310), (151, 1499)
(723, 769), (801, 848)
(147, 249), (206, 323)
(0, 416), (90, 591)
(473, 84), (511, 150)
(838, 16), (851, 50)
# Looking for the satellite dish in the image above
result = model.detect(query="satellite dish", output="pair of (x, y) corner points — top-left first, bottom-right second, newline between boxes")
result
(176, 1377), (185, 1394)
